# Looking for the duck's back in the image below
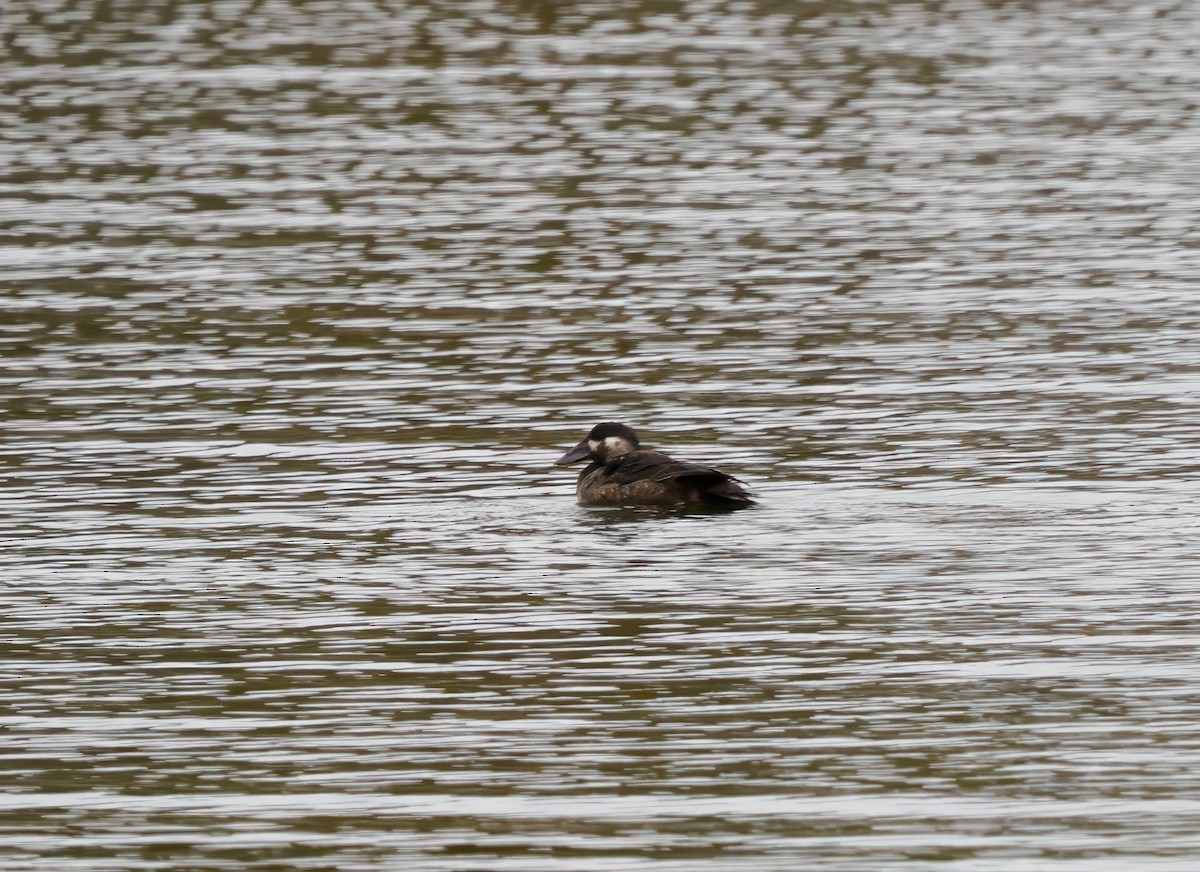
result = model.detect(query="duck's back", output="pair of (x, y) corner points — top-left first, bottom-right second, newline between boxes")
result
(577, 450), (754, 507)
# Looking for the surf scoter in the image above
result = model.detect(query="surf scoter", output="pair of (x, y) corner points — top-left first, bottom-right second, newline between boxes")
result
(554, 422), (755, 507)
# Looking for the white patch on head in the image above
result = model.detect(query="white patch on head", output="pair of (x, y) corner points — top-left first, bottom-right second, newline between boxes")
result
(587, 438), (601, 453)
(602, 435), (634, 454)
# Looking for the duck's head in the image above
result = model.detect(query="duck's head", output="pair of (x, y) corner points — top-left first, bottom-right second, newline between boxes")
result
(555, 422), (640, 465)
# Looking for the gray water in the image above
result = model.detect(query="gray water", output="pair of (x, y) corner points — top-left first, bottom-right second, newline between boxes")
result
(4, 0), (1200, 868)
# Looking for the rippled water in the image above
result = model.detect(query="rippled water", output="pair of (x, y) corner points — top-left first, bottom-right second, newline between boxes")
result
(4, 0), (1200, 868)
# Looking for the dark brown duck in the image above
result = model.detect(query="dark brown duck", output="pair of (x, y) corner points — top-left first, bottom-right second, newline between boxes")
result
(554, 422), (755, 507)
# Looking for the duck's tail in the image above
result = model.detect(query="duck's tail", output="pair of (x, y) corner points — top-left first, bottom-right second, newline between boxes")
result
(693, 476), (756, 506)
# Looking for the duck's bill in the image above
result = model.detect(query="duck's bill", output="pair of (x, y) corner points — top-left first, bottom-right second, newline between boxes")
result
(554, 440), (592, 465)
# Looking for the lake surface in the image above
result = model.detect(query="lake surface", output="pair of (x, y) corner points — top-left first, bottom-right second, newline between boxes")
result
(4, 0), (1200, 868)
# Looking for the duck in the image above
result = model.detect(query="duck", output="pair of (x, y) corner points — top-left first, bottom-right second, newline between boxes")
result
(554, 422), (756, 508)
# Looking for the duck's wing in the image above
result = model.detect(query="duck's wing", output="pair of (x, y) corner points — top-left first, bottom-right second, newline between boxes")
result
(602, 451), (696, 484)
(604, 451), (755, 503)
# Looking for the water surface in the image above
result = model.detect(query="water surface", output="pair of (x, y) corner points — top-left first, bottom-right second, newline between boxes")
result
(4, 0), (1200, 868)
